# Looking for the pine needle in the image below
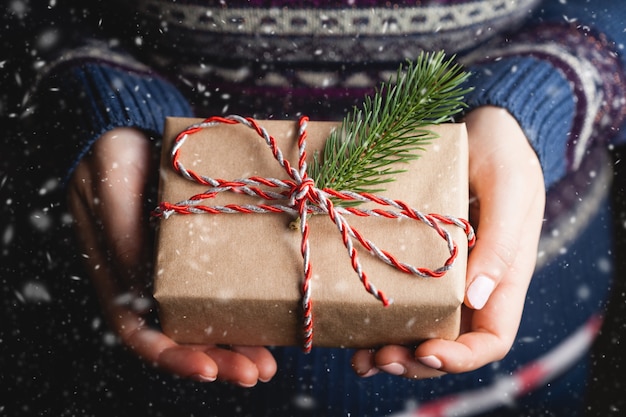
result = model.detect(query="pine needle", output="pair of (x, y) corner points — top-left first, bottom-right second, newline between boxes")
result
(310, 51), (471, 196)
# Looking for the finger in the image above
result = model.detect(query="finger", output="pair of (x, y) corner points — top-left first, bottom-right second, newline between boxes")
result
(373, 345), (445, 379)
(415, 290), (519, 373)
(231, 346), (278, 382)
(69, 183), (220, 380)
(415, 221), (541, 373)
(203, 347), (262, 387)
(351, 349), (379, 378)
(128, 328), (218, 382)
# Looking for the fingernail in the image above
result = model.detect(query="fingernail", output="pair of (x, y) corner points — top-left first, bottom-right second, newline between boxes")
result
(238, 381), (257, 388)
(358, 368), (380, 378)
(417, 355), (443, 370)
(467, 274), (495, 310)
(379, 362), (406, 376)
(192, 373), (216, 382)
(259, 376), (272, 383)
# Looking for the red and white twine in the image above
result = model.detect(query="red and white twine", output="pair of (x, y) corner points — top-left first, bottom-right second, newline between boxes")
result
(154, 115), (476, 352)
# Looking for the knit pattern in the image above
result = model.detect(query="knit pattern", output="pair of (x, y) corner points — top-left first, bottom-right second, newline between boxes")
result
(31, 52), (193, 182)
(31, 0), (626, 189)
(462, 22), (626, 175)
(138, 0), (539, 64)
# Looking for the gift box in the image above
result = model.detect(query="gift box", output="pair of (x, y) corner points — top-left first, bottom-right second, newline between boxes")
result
(153, 116), (469, 349)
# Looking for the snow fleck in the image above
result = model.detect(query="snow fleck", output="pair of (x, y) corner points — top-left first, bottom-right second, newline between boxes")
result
(563, 15), (578, 24)
(292, 394), (316, 410)
(111, 77), (124, 91)
(102, 331), (118, 346)
(597, 256), (611, 273)
(29, 209), (52, 231)
(92, 317), (102, 330)
(9, 0), (28, 19)
(38, 177), (59, 195)
(2, 224), (14, 245)
(334, 277), (350, 293)
(132, 297), (153, 313)
(577, 284), (591, 300)
(60, 212), (73, 225)
(36, 28), (60, 52)
(19, 281), (52, 303)
(115, 292), (152, 313)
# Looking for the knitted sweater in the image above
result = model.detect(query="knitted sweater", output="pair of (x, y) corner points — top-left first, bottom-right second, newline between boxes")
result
(26, 0), (626, 187)
(16, 0), (626, 415)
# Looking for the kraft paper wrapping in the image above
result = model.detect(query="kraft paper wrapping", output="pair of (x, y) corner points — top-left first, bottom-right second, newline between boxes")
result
(153, 117), (469, 348)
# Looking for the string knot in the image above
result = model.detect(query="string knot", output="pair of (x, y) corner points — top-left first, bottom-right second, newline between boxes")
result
(291, 176), (317, 204)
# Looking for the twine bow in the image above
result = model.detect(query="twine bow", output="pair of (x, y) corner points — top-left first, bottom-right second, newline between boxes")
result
(154, 115), (475, 352)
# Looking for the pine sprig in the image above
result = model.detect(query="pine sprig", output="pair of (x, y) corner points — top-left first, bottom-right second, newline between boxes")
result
(310, 51), (471, 195)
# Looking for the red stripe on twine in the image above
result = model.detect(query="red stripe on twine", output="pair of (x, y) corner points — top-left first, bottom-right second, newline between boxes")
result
(153, 115), (475, 352)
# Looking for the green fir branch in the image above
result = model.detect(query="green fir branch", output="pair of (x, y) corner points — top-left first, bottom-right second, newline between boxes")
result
(310, 51), (471, 197)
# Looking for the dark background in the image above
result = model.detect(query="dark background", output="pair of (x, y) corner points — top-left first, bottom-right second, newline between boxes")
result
(2, 1), (626, 416)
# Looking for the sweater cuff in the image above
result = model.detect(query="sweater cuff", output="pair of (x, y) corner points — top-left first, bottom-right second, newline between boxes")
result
(36, 61), (193, 183)
(67, 62), (193, 180)
(463, 56), (575, 188)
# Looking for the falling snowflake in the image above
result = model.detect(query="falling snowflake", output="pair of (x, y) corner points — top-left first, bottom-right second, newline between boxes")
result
(17, 281), (52, 303)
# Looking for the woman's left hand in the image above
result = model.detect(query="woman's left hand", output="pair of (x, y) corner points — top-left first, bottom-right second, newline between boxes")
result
(352, 106), (546, 379)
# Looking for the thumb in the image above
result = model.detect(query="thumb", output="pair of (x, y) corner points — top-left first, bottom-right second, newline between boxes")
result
(464, 171), (544, 310)
(464, 222), (518, 310)
(462, 106), (545, 311)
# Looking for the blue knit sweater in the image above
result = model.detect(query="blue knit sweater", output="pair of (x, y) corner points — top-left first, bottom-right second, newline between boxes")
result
(21, 0), (626, 415)
(28, 0), (626, 188)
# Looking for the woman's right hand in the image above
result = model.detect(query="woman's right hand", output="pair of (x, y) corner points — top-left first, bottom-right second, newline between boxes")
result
(67, 127), (277, 386)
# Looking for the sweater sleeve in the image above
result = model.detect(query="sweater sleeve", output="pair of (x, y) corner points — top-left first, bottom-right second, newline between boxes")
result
(460, 16), (626, 189)
(27, 42), (193, 184)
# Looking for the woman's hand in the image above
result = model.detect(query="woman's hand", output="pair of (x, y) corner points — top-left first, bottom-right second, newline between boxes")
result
(67, 128), (277, 386)
(352, 105), (546, 378)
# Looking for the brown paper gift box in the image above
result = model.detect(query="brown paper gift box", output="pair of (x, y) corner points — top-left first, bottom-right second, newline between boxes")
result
(153, 117), (469, 348)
